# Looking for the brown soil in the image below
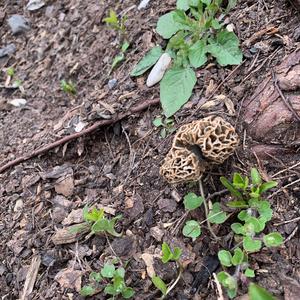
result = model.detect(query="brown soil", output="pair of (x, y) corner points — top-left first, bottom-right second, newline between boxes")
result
(1, 0), (300, 299)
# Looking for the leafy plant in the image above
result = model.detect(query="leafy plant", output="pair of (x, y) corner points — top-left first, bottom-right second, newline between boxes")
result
(80, 262), (134, 299)
(112, 40), (130, 70)
(82, 206), (122, 237)
(152, 242), (183, 299)
(6, 67), (15, 77)
(131, 0), (242, 117)
(216, 168), (283, 298)
(60, 79), (76, 95)
(153, 116), (176, 138)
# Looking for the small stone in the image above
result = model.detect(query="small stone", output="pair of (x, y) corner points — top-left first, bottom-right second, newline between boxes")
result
(138, 0), (151, 9)
(54, 176), (74, 197)
(170, 190), (181, 202)
(157, 198), (177, 213)
(108, 79), (117, 89)
(26, 0), (45, 11)
(42, 253), (56, 267)
(14, 199), (23, 212)
(146, 53), (171, 87)
(0, 44), (16, 58)
(150, 226), (164, 242)
(8, 99), (27, 107)
(8, 15), (30, 34)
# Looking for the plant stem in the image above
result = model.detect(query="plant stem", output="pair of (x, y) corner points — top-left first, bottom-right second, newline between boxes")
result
(164, 264), (183, 299)
(199, 179), (220, 241)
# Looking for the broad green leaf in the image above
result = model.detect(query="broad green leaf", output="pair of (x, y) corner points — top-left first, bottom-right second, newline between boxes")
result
(231, 223), (244, 235)
(211, 19), (222, 29)
(101, 263), (116, 278)
(207, 31), (242, 66)
(116, 267), (125, 278)
(188, 40), (207, 68)
(238, 210), (251, 222)
(259, 181), (278, 193)
(104, 284), (118, 296)
(183, 220), (201, 240)
(243, 236), (262, 253)
(248, 283), (276, 300)
(112, 53), (125, 69)
(92, 218), (109, 233)
(177, 0), (190, 10)
(207, 202), (227, 224)
(251, 168), (262, 185)
(122, 287), (135, 298)
(131, 46), (163, 76)
(231, 247), (244, 266)
(80, 285), (95, 296)
(217, 271), (229, 284)
(156, 12), (189, 39)
(220, 176), (243, 199)
(172, 247), (182, 261)
(161, 242), (172, 263)
(263, 232), (284, 247)
(160, 66), (196, 117)
(218, 250), (232, 267)
(152, 276), (167, 295)
(244, 268), (255, 278)
(246, 217), (263, 233)
(183, 192), (204, 210)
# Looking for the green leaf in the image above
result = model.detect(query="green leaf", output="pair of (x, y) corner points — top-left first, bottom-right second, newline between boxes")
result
(152, 276), (167, 295)
(160, 66), (196, 117)
(233, 173), (246, 189)
(259, 181), (278, 194)
(227, 200), (248, 208)
(122, 287), (135, 298)
(217, 271), (229, 284)
(246, 217), (263, 234)
(248, 283), (276, 300)
(103, 9), (118, 26)
(80, 285), (96, 296)
(112, 53), (125, 69)
(172, 247), (182, 261)
(89, 271), (102, 282)
(131, 46), (163, 76)
(183, 220), (201, 240)
(6, 67), (15, 77)
(244, 268), (255, 278)
(177, 0), (190, 10)
(153, 117), (163, 127)
(218, 250), (232, 267)
(121, 41), (130, 52)
(238, 210), (251, 222)
(220, 177), (243, 199)
(226, 0), (237, 12)
(161, 242), (172, 263)
(231, 247), (244, 266)
(156, 12), (189, 39)
(243, 236), (262, 253)
(263, 232), (284, 247)
(211, 19), (222, 29)
(116, 267), (125, 278)
(188, 40), (207, 68)
(207, 31), (242, 66)
(231, 223), (244, 235)
(207, 202), (227, 224)
(217, 272), (237, 298)
(101, 263), (116, 278)
(183, 192), (204, 210)
(251, 168), (262, 186)
(104, 284), (118, 296)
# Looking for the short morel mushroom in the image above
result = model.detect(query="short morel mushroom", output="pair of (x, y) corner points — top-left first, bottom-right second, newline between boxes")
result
(160, 116), (239, 184)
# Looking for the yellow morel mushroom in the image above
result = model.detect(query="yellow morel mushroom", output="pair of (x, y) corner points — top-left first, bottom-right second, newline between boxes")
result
(160, 116), (239, 184)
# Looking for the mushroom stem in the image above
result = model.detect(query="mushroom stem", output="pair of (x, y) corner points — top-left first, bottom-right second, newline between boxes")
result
(199, 179), (220, 241)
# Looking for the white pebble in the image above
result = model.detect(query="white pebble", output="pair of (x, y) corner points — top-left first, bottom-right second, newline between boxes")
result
(146, 53), (171, 87)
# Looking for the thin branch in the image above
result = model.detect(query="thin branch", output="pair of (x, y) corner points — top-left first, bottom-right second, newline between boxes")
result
(0, 98), (160, 173)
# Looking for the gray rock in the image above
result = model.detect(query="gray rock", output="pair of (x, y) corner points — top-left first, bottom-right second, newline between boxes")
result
(8, 15), (30, 34)
(0, 44), (16, 58)
(138, 0), (151, 10)
(108, 78), (117, 89)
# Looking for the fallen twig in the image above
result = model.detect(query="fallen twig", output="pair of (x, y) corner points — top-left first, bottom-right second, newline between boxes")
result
(0, 98), (160, 173)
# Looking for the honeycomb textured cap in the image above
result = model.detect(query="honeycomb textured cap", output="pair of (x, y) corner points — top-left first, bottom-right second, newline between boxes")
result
(160, 116), (239, 184)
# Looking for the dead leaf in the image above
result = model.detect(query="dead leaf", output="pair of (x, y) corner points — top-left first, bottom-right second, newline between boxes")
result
(141, 253), (156, 278)
(62, 209), (84, 225)
(55, 175), (74, 197)
(55, 268), (82, 292)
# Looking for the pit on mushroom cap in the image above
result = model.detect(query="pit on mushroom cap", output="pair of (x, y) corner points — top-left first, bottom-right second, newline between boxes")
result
(160, 116), (239, 184)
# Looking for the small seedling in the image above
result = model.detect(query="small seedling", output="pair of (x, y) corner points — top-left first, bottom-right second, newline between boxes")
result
(103, 9), (127, 35)
(152, 242), (183, 299)
(81, 261), (134, 299)
(60, 79), (76, 95)
(6, 67), (15, 77)
(111, 40), (130, 70)
(153, 116), (176, 138)
(216, 168), (283, 298)
(131, 0), (242, 117)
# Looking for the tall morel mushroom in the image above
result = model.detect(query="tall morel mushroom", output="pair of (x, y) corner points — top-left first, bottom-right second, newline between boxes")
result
(160, 116), (239, 184)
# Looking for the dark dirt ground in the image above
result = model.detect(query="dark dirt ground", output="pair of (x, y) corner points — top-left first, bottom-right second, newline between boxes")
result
(0, 0), (300, 299)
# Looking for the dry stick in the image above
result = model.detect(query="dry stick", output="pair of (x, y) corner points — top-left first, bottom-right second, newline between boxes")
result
(199, 179), (220, 241)
(272, 70), (300, 122)
(0, 98), (160, 173)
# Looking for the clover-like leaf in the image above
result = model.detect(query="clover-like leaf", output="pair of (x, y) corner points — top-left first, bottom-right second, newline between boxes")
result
(243, 236), (262, 253)
(183, 220), (201, 240)
(80, 285), (96, 296)
(183, 192), (204, 210)
(218, 250), (232, 267)
(207, 202), (227, 224)
(122, 287), (135, 299)
(231, 223), (244, 235)
(244, 268), (255, 278)
(263, 232), (284, 248)
(231, 247), (244, 266)
(89, 271), (102, 282)
(101, 263), (116, 278)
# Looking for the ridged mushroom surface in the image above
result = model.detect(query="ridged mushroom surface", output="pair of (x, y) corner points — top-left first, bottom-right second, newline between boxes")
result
(160, 116), (239, 184)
